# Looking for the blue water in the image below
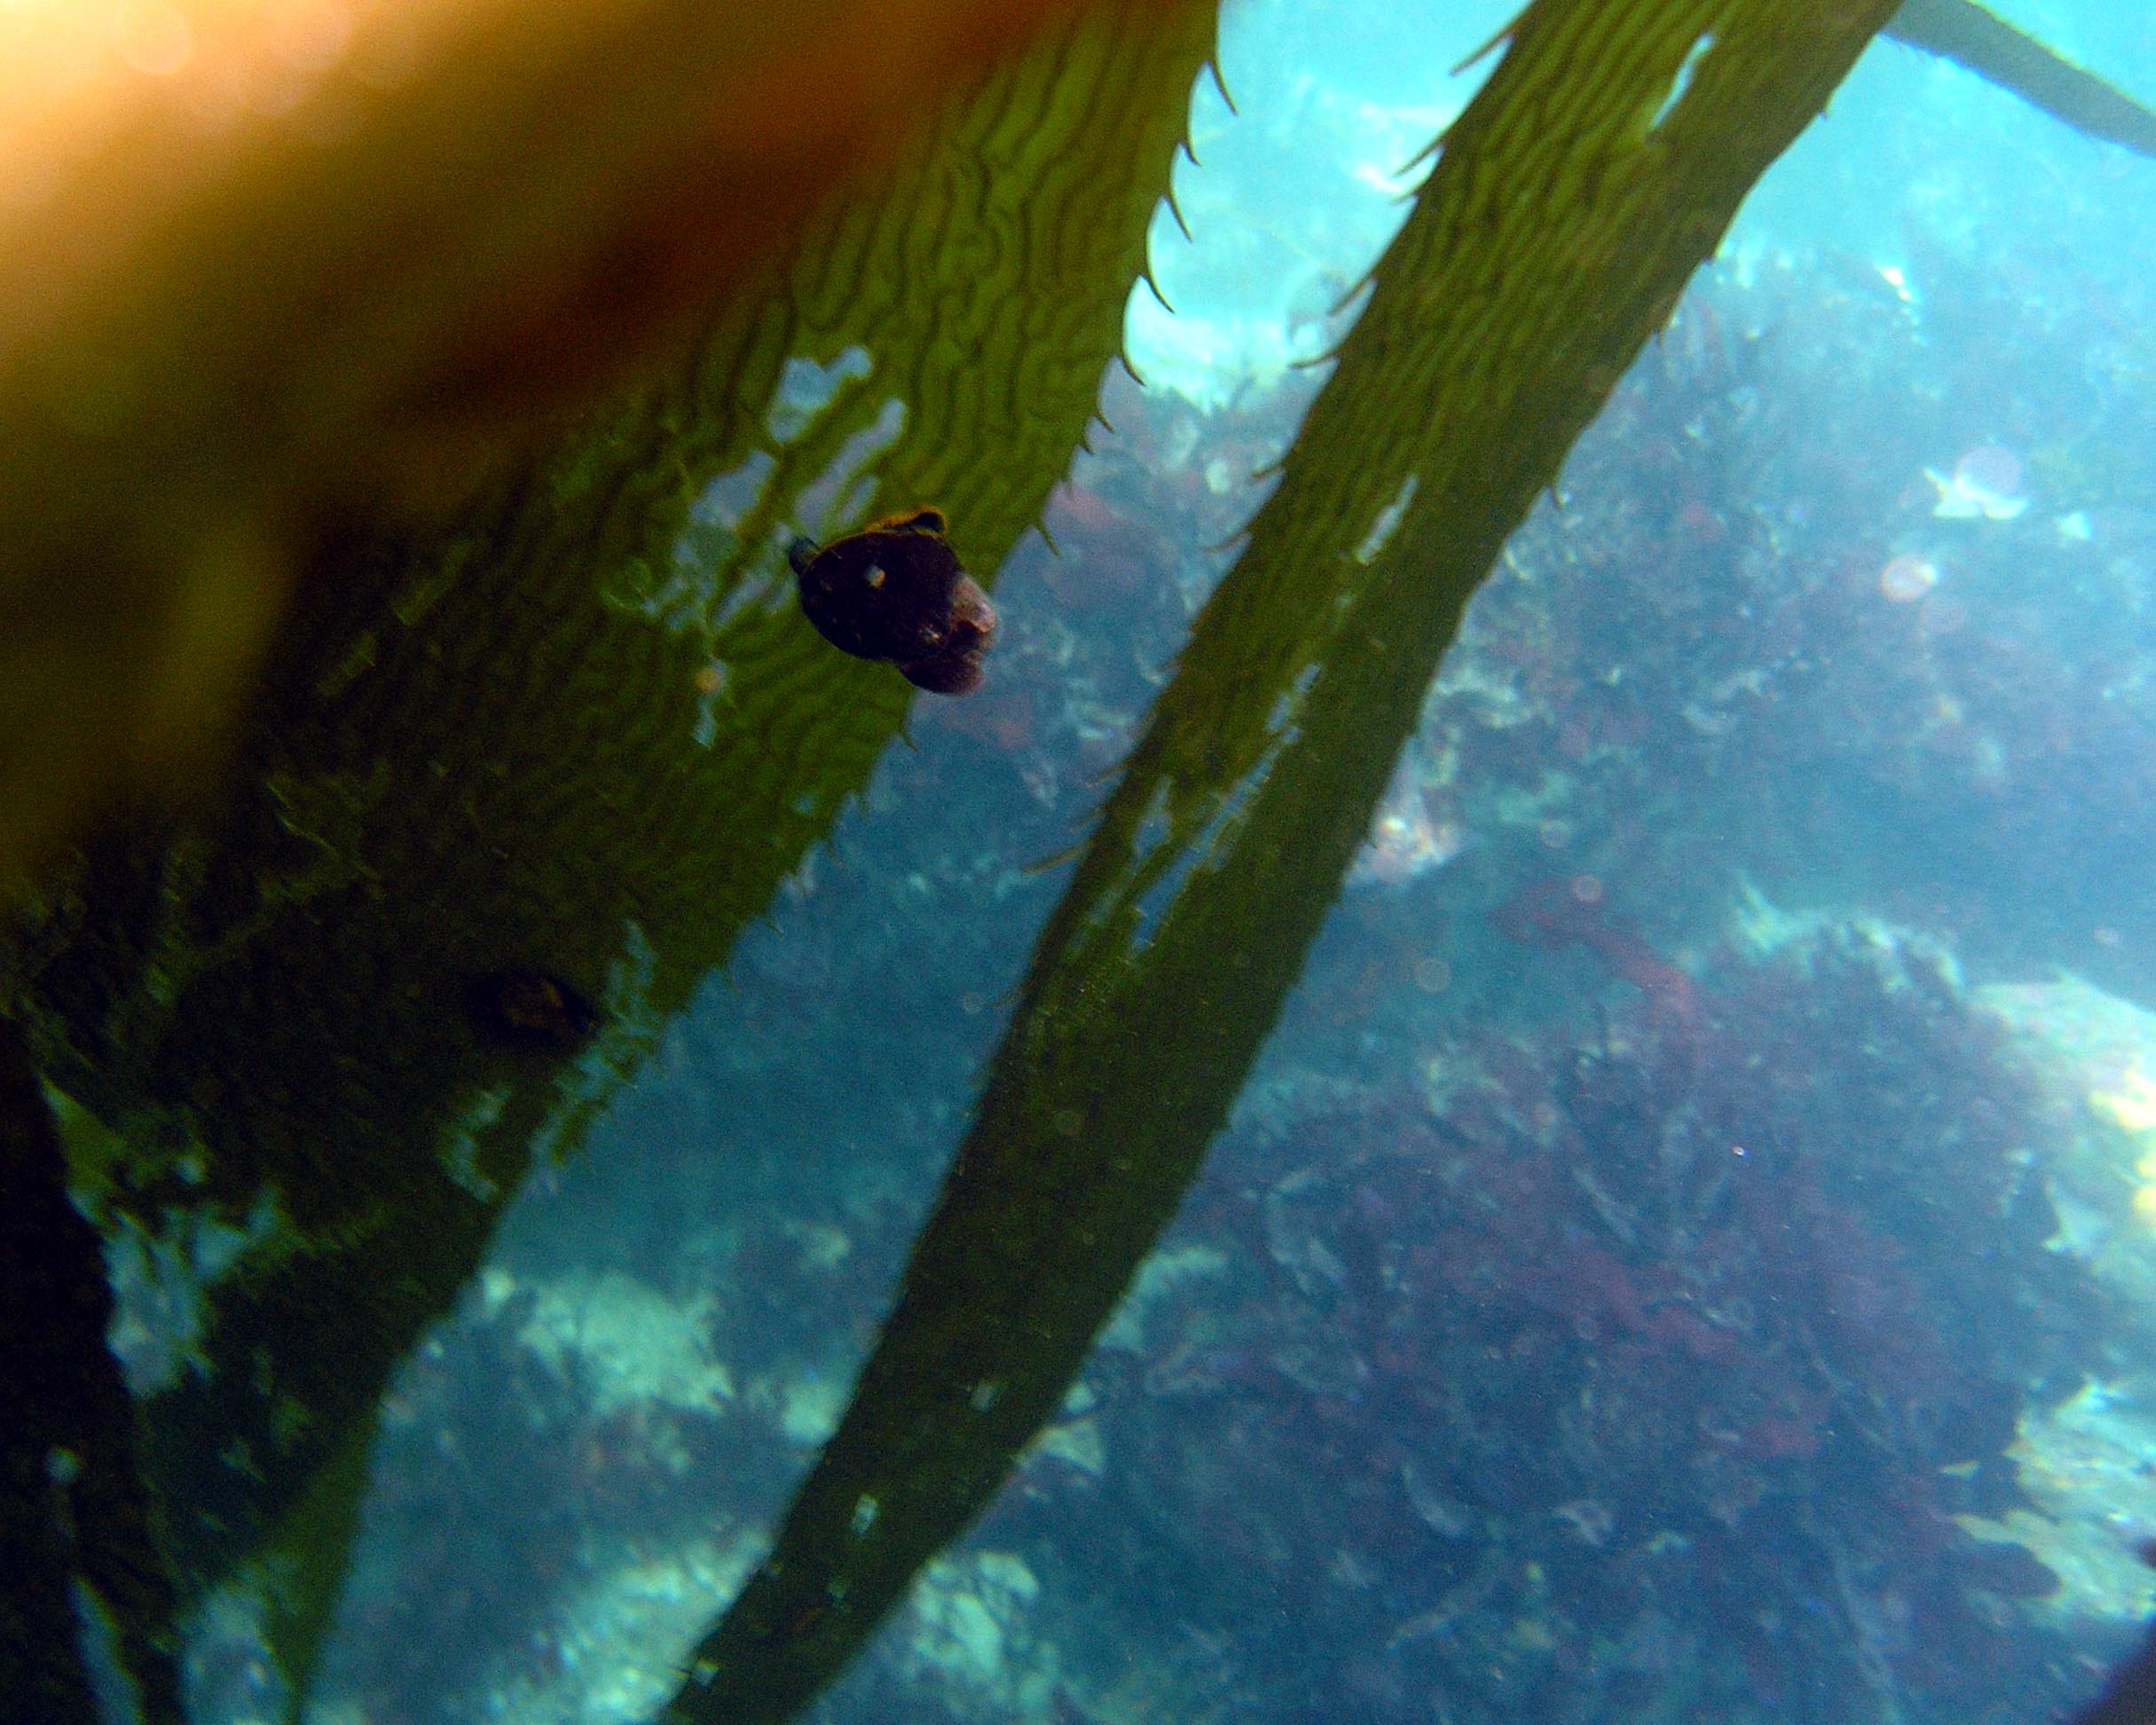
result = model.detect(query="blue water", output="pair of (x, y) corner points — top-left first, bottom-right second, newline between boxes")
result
(268, 6), (2156, 1723)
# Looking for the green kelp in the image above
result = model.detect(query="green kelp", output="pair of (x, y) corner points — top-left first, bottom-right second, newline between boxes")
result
(0, 0), (1184, 900)
(0, 0), (1216, 1708)
(674, 2), (1901, 1721)
(1885, 0), (2156, 159)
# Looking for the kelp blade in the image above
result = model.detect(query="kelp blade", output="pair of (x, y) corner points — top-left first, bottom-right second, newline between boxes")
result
(673, 1), (1902, 1721)
(1885, 0), (2156, 158)
(1, 0), (1216, 1705)
(0, 0), (1183, 901)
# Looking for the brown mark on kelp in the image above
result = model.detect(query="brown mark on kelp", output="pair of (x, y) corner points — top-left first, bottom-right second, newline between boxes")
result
(462, 970), (601, 1056)
(788, 508), (998, 694)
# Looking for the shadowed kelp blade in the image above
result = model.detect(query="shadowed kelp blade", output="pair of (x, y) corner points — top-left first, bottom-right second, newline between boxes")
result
(0, 1033), (184, 1724)
(1886, 0), (2156, 158)
(670, 2), (1906, 1721)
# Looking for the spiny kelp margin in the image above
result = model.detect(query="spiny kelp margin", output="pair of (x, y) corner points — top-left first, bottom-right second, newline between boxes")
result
(0, 0), (1216, 1711)
(673, 0), (1904, 1719)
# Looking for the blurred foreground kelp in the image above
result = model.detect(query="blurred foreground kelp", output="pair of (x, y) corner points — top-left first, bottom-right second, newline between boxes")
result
(4, 0), (2156, 1722)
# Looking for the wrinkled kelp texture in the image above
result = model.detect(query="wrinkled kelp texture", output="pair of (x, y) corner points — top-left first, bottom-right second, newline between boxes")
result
(0, 0), (1184, 900)
(674, 2), (1906, 1721)
(0, 0), (1216, 1708)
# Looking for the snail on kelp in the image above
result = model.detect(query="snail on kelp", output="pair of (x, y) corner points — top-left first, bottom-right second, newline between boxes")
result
(787, 508), (998, 694)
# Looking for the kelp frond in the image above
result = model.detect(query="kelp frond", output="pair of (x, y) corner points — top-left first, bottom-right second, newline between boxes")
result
(1, 0), (1216, 1709)
(669, 0), (1903, 1717)
(0, 0), (1185, 899)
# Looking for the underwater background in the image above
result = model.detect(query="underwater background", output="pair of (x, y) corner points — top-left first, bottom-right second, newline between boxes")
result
(134, 1), (2156, 1721)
